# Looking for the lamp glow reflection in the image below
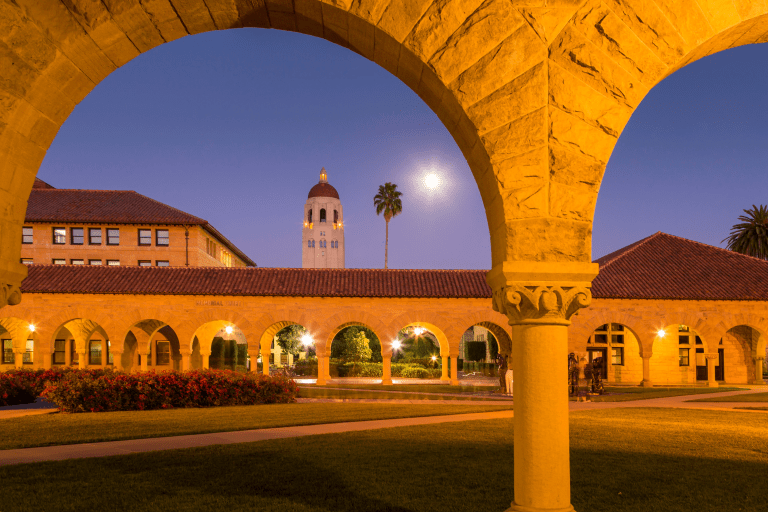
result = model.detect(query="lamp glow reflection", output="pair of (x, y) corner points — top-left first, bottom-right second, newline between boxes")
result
(392, 340), (401, 350)
(28, 324), (35, 333)
(301, 334), (313, 347)
(225, 326), (233, 335)
(413, 326), (426, 336)
(657, 329), (666, 338)
(431, 355), (437, 362)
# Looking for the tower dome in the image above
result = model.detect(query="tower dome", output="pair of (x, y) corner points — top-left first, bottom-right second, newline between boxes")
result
(302, 168), (344, 269)
(307, 167), (339, 199)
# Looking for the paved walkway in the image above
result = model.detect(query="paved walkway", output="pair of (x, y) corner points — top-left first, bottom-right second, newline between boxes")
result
(0, 386), (765, 467)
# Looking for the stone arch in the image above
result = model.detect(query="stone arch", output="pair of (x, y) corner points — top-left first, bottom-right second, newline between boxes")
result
(569, 310), (652, 357)
(322, 311), (388, 355)
(388, 312), (455, 357)
(455, 311), (514, 355)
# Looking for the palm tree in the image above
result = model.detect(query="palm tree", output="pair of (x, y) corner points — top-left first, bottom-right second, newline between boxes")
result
(723, 205), (768, 260)
(374, 182), (403, 269)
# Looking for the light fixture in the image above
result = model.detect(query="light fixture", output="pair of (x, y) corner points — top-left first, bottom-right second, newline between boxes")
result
(28, 324), (35, 332)
(431, 355), (437, 362)
(413, 326), (425, 336)
(301, 334), (313, 347)
(392, 340), (401, 350)
(225, 326), (233, 335)
(657, 329), (666, 338)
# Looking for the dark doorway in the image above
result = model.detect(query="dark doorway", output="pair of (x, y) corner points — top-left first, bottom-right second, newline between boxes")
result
(696, 348), (707, 381)
(715, 348), (725, 381)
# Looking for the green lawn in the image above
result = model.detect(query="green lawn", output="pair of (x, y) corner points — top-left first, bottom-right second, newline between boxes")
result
(0, 403), (512, 451)
(298, 386), (511, 401)
(689, 391), (768, 402)
(574, 386), (746, 402)
(314, 383), (499, 394)
(0, 408), (765, 511)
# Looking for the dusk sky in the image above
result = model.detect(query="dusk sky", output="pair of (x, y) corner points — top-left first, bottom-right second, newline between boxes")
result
(37, 29), (768, 270)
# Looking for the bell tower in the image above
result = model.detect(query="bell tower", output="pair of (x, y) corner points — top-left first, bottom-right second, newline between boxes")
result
(302, 168), (345, 268)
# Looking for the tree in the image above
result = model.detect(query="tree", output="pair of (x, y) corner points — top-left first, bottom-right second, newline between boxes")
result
(374, 182), (403, 269)
(275, 324), (307, 356)
(723, 205), (768, 260)
(342, 330), (372, 363)
(331, 326), (382, 362)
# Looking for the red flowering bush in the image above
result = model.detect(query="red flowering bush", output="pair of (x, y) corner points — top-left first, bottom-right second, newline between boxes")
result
(0, 368), (110, 407)
(41, 370), (298, 413)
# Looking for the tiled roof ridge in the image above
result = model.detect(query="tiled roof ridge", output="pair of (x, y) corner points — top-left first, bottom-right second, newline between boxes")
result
(30, 189), (208, 225)
(660, 231), (768, 265)
(26, 265), (487, 272)
(596, 232), (663, 269)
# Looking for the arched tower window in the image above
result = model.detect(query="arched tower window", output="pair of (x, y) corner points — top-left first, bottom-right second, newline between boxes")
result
(334, 210), (339, 223)
(308, 209), (313, 223)
(308, 240), (312, 248)
(312, 240), (315, 248)
(320, 209), (326, 222)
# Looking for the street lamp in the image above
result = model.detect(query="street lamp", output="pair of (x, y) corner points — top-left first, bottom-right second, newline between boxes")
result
(28, 324), (35, 333)
(301, 333), (313, 347)
(656, 329), (666, 338)
(413, 326), (425, 336)
(225, 325), (234, 335)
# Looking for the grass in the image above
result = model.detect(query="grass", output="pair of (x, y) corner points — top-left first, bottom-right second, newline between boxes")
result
(688, 391), (768, 402)
(0, 403), (512, 451)
(313, 383), (498, 394)
(0, 408), (766, 511)
(298, 386), (511, 401)
(573, 386), (746, 402)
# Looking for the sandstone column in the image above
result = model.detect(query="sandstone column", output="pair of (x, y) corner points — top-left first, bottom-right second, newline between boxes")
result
(316, 355), (325, 385)
(112, 351), (123, 371)
(65, 339), (72, 366)
(323, 355), (331, 382)
(78, 349), (88, 369)
(706, 353), (719, 388)
(382, 350), (393, 385)
(488, 262), (596, 512)
(641, 353), (653, 387)
(201, 351), (211, 370)
(180, 349), (192, 371)
(441, 355), (449, 382)
(42, 350), (52, 369)
(13, 348), (24, 369)
(138, 348), (149, 372)
(450, 355), (459, 386)
(752, 356), (764, 384)
(260, 339), (272, 376)
(247, 348), (259, 373)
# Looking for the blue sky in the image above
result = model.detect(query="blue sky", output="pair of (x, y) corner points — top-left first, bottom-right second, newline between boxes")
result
(38, 29), (768, 269)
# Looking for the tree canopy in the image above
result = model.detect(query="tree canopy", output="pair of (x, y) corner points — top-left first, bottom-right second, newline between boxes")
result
(723, 205), (768, 260)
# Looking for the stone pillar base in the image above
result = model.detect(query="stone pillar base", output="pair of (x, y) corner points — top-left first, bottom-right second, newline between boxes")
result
(640, 379), (653, 388)
(707, 380), (719, 388)
(750, 379), (765, 385)
(507, 504), (575, 512)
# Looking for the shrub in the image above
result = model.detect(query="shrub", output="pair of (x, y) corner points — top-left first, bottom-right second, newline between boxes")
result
(0, 368), (109, 407)
(400, 367), (430, 379)
(41, 369), (298, 413)
(293, 357), (318, 376)
(466, 341), (487, 362)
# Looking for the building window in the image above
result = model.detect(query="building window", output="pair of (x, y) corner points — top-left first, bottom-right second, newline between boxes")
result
(89, 340), (102, 365)
(320, 209), (326, 222)
(53, 227), (66, 244)
(611, 346), (624, 365)
(20, 258), (33, 265)
(679, 335), (690, 344)
(334, 210), (338, 223)
(594, 333), (608, 344)
(207, 238), (217, 257)
(308, 209), (313, 223)
(138, 229), (152, 246)
(138, 260), (151, 267)
(89, 228), (102, 245)
(312, 240), (315, 248)
(2, 340), (12, 364)
(156, 260), (169, 267)
(23, 340), (33, 364)
(22, 226), (33, 244)
(156, 229), (169, 246)
(679, 348), (690, 366)
(307, 240), (311, 248)
(89, 259), (102, 265)
(52, 259), (65, 265)
(106, 260), (120, 266)
(71, 227), (84, 245)
(611, 334), (624, 344)
(53, 339), (66, 365)
(107, 341), (113, 365)
(71, 259), (84, 265)
(156, 341), (171, 365)
(107, 228), (120, 245)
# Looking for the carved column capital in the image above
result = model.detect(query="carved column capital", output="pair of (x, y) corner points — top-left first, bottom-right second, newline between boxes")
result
(0, 262), (27, 308)
(492, 284), (592, 326)
(487, 261), (599, 327)
(754, 356), (765, 363)
(705, 353), (719, 361)
(0, 283), (22, 307)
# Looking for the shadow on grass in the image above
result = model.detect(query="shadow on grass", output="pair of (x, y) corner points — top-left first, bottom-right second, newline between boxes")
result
(0, 411), (766, 512)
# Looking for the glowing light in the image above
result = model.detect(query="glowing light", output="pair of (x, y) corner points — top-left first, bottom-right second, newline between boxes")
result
(413, 326), (426, 336)
(28, 324), (35, 332)
(657, 329), (666, 338)
(225, 326), (233, 335)
(392, 340), (401, 350)
(423, 172), (441, 190)
(301, 334), (313, 347)
(431, 355), (437, 362)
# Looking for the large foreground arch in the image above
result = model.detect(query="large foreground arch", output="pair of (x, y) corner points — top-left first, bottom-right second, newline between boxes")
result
(3, 2), (768, 511)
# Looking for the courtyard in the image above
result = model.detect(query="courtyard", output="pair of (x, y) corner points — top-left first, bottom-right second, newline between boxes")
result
(0, 385), (766, 512)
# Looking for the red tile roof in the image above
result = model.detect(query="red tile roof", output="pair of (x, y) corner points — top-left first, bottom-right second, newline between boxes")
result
(33, 178), (55, 189)
(20, 266), (493, 298)
(18, 233), (768, 301)
(592, 232), (768, 300)
(24, 188), (256, 267)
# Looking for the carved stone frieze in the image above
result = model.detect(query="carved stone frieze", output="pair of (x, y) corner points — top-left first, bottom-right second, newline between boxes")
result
(492, 283), (592, 326)
(0, 283), (21, 308)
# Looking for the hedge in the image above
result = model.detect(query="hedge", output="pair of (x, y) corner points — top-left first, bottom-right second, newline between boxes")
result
(40, 369), (298, 413)
(0, 368), (109, 407)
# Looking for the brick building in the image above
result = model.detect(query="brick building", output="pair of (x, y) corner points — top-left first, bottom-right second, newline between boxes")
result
(21, 179), (255, 268)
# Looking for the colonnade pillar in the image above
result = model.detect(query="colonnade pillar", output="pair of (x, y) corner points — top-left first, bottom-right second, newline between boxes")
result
(316, 355), (325, 385)
(112, 351), (123, 371)
(382, 352), (393, 385)
(440, 356), (449, 382)
(180, 349), (191, 371)
(706, 353), (719, 387)
(64, 340), (72, 366)
(488, 262), (597, 512)
(449, 355), (459, 386)
(42, 351), (52, 369)
(13, 349), (23, 369)
(201, 351), (211, 370)
(641, 353), (653, 387)
(752, 356), (764, 384)
(260, 340), (271, 376)
(323, 355), (331, 381)
(138, 349), (149, 371)
(78, 349), (88, 369)
(247, 348), (259, 373)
